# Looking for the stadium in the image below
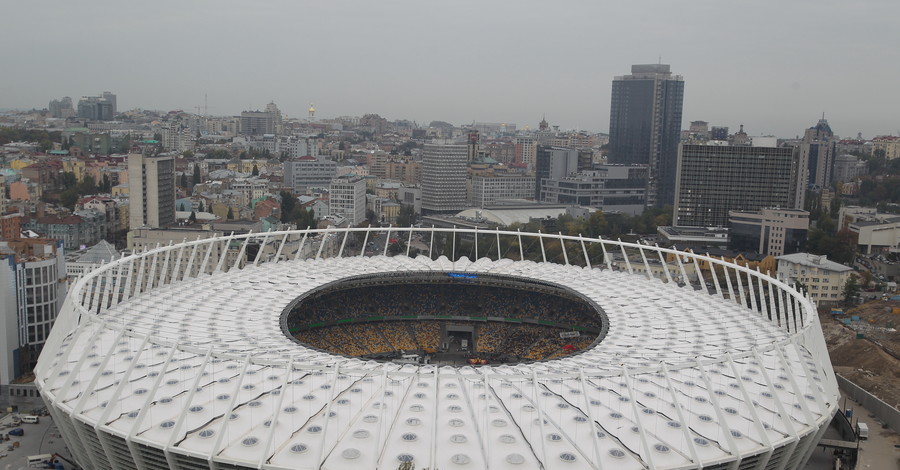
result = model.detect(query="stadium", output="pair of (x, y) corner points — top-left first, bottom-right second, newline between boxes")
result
(35, 227), (838, 470)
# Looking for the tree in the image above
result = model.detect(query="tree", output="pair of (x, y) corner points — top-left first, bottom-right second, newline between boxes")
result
(198, 201), (205, 213)
(842, 274), (860, 304)
(179, 203), (186, 211)
(188, 211), (197, 223)
(251, 163), (259, 176)
(280, 191), (296, 223)
(192, 163), (201, 186)
(179, 173), (188, 188)
(397, 205), (418, 227)
(226, 207), (234, 220)
(366, 209), (377, 225)
(585, 211), (608, 238)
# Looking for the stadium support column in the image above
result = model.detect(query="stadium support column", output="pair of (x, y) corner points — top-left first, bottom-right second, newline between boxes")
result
(274, 233), (289, 262)
(622, 366), (656, 470)
(233, 233), (252, 270)
(295, 229), (310, 261)
(339, 230), (349, 257)
(531, 370), (549, 466)
(258, 359), (295, 468)
(164, 349), (214, 469)
(182, 237), (201, 280)
(578, 370), (602, 465)
(537, 231), (546, 263)
(170, 241), (186, 284)
(639, 245), (652, 281)
(598, 236), (611, 270)
(655, 244), (672, 283)
(580, 235), (590, 269)
(662, 364), (703, 467)
(254, 232), (272, 266)
(725, 353), (773, 469)
(559, 233), (568, 265)
(619, 240), (632, 274)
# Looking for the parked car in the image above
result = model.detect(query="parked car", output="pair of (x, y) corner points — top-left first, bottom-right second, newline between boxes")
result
(7, 428), (23, 437)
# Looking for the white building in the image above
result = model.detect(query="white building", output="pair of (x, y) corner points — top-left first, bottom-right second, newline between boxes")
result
(0, 238), (66, 389)
(283, 156), (337, 194)
(422, 143), (468, 214)
(849, 216), (900, 255)
(469, 175), (535, 208)
(776, 252), (853, 305)
(329, 175), (366, 225)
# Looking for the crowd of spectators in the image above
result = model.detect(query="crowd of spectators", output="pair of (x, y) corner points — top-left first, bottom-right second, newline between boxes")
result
(294, 320), (593, 361)
(288, 282), (601, 331)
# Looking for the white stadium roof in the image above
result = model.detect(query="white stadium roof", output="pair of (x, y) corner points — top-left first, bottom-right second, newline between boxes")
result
(36, 228), (838, 470)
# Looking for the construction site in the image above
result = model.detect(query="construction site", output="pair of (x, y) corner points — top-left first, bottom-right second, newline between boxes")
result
(821, 299), (900, 413)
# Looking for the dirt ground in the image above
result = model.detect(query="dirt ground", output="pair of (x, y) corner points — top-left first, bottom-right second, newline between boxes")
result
(820, 299), (900, 409)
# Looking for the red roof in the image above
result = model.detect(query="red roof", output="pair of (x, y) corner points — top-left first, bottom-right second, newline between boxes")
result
(33, 215), (85, 225)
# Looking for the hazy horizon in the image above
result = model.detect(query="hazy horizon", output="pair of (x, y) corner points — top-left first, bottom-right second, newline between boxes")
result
(3, 0), (898, 138)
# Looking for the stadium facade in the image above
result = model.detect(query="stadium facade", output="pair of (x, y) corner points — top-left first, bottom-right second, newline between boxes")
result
(35, 227), (838, 470)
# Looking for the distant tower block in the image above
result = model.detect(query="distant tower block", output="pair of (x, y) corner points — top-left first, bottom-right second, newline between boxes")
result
(309, 104), (316, 119)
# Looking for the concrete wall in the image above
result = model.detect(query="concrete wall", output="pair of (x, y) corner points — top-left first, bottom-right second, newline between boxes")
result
(838, 374), (900, 434)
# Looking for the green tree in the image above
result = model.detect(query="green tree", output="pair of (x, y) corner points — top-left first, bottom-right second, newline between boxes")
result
(179, 173), (188, 188)
(198, 201), (205, 212)
(251, 163), (259, 176)
(192, 163), (201, 186)
(188, 211), (197, 223)
(226, 207), (234, 220)
(397, 205), (418, 227)
(178, 203), (186, 211)
(586, 211), (608, 238)
(59, 189), (79, 209)
(280, 191), (296, 223)
(842, 274), (860, 304)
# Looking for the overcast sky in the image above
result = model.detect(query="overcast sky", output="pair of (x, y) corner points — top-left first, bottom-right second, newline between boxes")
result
(3, 0), (898, 137)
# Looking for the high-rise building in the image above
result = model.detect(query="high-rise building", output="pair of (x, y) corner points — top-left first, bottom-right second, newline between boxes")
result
(240, 109), (277, 136)
(514, 136), (537, 167)
(608, 64), (684, 206)
(534, 146), (579, 201)
(101, 91), (117, 115)
(329, 175), (367, 225)
(128, 153), (176, 230)
(77, 95), (115, 121)
(422, 143), (468, 214)
(283, 156), (337, 194)
(48, 96), (75, 118)
(0, 238), (67, 387)
(795, 117), (836, 208)
(674, 142), (795, 228)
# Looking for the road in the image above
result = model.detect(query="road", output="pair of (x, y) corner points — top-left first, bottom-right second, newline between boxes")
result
(803, 389), (900, 469)
(0, 412), (73, 469)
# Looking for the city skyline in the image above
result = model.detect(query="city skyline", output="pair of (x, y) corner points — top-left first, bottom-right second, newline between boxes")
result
(2, 0), (899, 137)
